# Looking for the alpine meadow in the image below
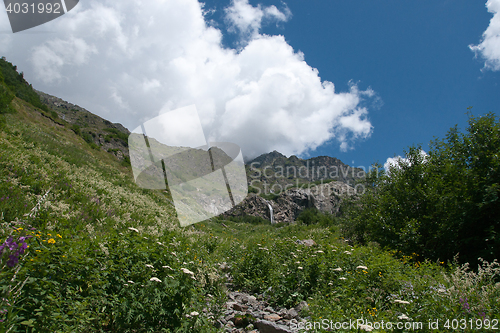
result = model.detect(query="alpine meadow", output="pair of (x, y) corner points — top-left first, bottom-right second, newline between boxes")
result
(1, 53), (500, 333)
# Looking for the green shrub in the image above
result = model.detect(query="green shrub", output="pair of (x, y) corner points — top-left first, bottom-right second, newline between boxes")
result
(71, 124), (81, 136)
(341, 112), (500, 265)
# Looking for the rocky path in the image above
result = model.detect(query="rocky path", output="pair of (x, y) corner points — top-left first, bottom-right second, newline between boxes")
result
(215, 289), (308, 333)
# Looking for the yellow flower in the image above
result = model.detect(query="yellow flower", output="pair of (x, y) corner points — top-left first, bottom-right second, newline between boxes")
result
(48, 238), (56, 244)
(47, 233), (52, 236)
(57, 234), (62, 238)
(36, 250), (41, 252)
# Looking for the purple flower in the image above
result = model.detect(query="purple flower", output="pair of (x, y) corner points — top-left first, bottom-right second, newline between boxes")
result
(6, 254), (19, 267)
(459, 297), (471, 313)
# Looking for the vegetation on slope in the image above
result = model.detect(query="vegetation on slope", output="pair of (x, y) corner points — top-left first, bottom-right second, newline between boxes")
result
(341, 111), (500, 266)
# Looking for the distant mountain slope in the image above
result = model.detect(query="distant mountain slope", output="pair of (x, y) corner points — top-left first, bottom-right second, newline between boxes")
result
(246, 150), (365, 195)
(36, 90), (130, 162)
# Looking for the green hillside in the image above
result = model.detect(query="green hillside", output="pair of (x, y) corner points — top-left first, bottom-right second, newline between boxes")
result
(1, 58), (499, 332)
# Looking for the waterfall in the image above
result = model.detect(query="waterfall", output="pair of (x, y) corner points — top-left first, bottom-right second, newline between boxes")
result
(263, 199), (274, 224)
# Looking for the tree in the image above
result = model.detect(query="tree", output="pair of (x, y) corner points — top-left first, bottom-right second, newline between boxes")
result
(341, 112), (500, 265)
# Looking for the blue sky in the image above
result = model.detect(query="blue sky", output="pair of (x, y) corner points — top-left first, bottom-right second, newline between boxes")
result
(206, 0), (500, 167)
(0, 0), (499, 169)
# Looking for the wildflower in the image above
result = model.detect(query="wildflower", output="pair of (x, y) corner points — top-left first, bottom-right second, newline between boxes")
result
(127, 280), (135, 284)
(394, 300), (410, 304)
(459, 297), (471, 313)
(190, 311), (199, 316)
(128, 227), (139, 233)
(298, 267), (303, 270)
(339, 277), (347, 280)
(145, 264), (154, 269)
(315, 250), (324, 253)
(344, 251), (352, 255)
(7, 255), (19, 267)
(181, 268), (194, 276)
(57, 234), (62, 238)
(162, 265), (173, 270)
(398, 314), (409, 320)
(333, 267), (342, 272)
(356, 265), (368, 270)
(47, 239), (56, 244)
(150, 277), (162, 283)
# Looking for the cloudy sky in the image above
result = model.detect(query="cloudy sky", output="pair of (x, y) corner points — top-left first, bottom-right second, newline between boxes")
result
(1, 0), (499, 168)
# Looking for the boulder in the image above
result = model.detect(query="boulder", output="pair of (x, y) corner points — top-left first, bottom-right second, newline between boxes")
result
(255, 320), (292, 333)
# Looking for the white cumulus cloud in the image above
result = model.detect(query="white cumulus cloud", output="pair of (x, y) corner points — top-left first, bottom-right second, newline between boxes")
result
(469, 0), (500, 71)
(225, 0), (291, 42)
(0, 0), (375, 160)
(384, 150), (428, 174)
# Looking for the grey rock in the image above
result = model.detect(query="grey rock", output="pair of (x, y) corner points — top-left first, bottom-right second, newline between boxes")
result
(264, 313), (282, 321)
(294, 301), (308, 312)
(255, 320), (292, 333)
(301, 239), (317, 247)
(285, 308), (298, 319)
(233, 303), (249, 312)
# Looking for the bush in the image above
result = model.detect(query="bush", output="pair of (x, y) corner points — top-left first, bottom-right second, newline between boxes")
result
(71, 124), (81, 135)
(296, 207), (335, 227)
(341, 112), (500, 265)
(0, 58), (49, 112)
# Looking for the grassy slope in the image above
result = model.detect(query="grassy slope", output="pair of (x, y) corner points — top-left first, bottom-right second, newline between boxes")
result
(0, 62), (499, 332)
(0, 84), (228, 332)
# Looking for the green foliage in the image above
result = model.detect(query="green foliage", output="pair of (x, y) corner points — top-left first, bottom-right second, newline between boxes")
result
(296, 207), (335, 227)
(224, 214), (270, 225)
(260, 192), (279, 201)
(341, 112), (500, 265)
(248, 186), (259, 194)
(104, 127), (129, 142)
(0, 57), (49, 112)
(0, 84), (15, 115)
(121, 155), (131, 167)
(0, 116), (223, 332)
(71, 124), (81, 136)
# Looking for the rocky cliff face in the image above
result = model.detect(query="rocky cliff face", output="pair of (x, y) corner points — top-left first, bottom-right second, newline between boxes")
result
(223, 181), (355, 223)
(246, 151), (365, 195)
